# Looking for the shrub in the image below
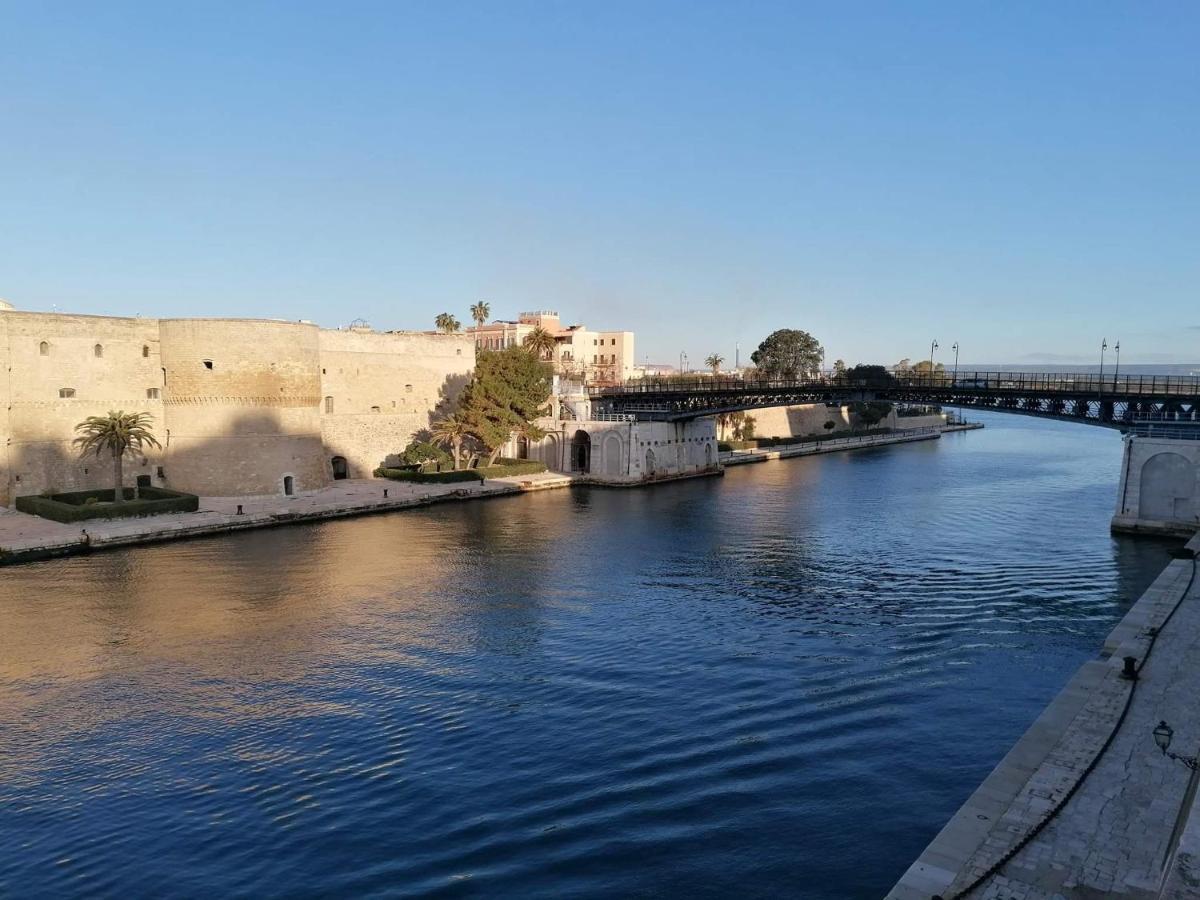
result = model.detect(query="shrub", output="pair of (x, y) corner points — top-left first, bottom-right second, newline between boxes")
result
(397, 440), (451, 468)
(14, 487), (199, 523)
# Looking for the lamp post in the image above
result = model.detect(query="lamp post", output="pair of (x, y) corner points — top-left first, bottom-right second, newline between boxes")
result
(1114, 340), (1121, 386)
(952, 342), (961, 423)
(1153, 721), (1199, 770)
(1099, 338), (1108, 397)
(929, 339), (938, 383)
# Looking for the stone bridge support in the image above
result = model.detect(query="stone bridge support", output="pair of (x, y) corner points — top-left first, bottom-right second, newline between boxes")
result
(1112, 436), (1200, 536)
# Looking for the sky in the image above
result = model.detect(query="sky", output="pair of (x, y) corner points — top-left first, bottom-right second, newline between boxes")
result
(2, 1), (1197, 366)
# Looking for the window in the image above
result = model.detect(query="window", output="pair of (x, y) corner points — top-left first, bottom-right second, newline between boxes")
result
(612, 338), (617, 345)
(593, 339), (598, 346)
(325, 396), (334, 414)
(142, 345), (150, 358)
(202, 359), (214, 370)
(146, 388), (160, 399)
(59, 388), (75, 398)
(370, 405), (381, 413)
(457, 348), (462, 355)
(94, 344), (103, 358)
(39, 341), (49, 356)
(405, 384), (413, 393)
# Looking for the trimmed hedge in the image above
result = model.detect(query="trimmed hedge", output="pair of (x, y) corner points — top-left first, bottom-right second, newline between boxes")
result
(375, 458), (548, 483)
(15, 487), (199, 523)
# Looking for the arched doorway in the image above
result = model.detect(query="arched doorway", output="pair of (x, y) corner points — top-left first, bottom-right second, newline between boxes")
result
(283, 475), (295, 496)
(705, 443), (714, 468)
(331, 456), (349, 480)
(572, 430), (591, 474)
(1140, 452), (1195, 521)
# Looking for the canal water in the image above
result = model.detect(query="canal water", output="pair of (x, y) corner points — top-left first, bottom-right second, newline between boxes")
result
(0, 413), (1180, 898)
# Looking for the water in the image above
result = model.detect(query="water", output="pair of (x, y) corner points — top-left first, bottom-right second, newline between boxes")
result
(0, 413), (1180, 899)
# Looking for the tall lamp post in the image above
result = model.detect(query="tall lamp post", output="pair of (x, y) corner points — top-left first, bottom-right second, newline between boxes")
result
(952, 342), (961, 423)
(1114, 340), (1121, 385)
(1099, 338), (1108, 397)
(929, 339), (939, 383)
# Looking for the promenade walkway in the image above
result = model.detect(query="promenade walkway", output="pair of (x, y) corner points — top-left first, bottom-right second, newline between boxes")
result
(890, 533), (1200, 900)
(0, 473), (572, 565)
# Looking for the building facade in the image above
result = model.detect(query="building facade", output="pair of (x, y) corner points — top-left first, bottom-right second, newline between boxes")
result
(0, 305), (474, 504)
(472, 310), (635, 384)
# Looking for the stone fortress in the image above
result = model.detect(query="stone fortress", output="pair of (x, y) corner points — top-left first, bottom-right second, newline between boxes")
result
(0, 301), (474, 505)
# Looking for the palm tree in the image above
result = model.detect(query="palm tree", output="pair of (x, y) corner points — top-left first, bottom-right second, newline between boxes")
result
(73, 410), (162, 497)
(434, 313), (461, 333)
(522, 326), (557, 361)
(430, 413), (470, 470)
(705, 353), (725, 377)
(469, 301), (490, 344)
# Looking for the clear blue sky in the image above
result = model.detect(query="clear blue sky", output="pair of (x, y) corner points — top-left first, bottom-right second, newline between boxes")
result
(2, 1), (1197, 366)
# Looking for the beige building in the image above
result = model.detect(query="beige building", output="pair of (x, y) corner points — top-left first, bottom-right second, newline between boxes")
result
(472, 310), (635, 384)
(0, 304), (473, 504)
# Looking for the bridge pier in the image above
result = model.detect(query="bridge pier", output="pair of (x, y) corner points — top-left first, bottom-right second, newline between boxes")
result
(1112, 435), (1200, 536)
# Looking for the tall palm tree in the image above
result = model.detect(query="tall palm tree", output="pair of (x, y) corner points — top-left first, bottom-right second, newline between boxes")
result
(705, 353), (725, 377)
(73, 410), (161, 497)
(469, 301), (490, 344)
(522, 326), (557, 361)
(434, 312), (461, 333)
(430, 413), (470, 470)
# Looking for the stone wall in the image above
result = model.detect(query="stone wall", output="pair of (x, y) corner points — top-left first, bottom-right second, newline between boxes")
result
(318, 329), (474, 479)
(158, 318), (327, 496)
(1112, 435), (1200, 535)
(0, 311), (165, 505)
(526, 418), (718, 482)
(0, 307), (474, 504)
(747, 403), (945, 440)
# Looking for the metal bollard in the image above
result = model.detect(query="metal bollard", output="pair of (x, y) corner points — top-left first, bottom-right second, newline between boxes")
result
(236, 504), (243, 515)
(1121, 656), (1138, 680)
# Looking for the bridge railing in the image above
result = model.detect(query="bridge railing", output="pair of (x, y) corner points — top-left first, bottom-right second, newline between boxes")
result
(589, 371), (1200, 398)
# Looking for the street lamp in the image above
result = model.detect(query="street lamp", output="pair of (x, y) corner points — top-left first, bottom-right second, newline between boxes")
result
(951, 342), (961, 423)
(1153, 720), (1199, 770)
(929, 339), (938, 383)
(1114, 340), (1121, 385)
(1099, 338), (1108, 396)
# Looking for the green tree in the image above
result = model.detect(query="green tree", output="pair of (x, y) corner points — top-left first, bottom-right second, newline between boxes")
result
(399, 439), (451, 469)
(469, 301), (490, 332)
(845, 364), (896, 386)
(430, 413), (470, 470)
(750, 329), (823, 380)
(704, 353), (725, 376)
(833, 359), (847, 377)
(434, 312), (461, 333)
(73, 410), (161, 497)
(522, 326), (558, 361)
(458, 347), (553, 464)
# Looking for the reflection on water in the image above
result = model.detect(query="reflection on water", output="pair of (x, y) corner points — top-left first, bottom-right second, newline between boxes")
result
(0, 412), (1181, 898)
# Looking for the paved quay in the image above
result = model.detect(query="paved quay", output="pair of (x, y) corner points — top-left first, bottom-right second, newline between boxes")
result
(0, 473), (573, 565)
(889, 532), (1200, 900)
(720, 423), (982, 467)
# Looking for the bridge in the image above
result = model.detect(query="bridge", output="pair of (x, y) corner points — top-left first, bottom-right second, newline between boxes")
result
(588, 371), (1200, 429)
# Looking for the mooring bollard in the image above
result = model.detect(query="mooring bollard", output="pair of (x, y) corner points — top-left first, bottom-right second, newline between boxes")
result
(1121, 655), (1138, 680)
(236, 504), (243, 515)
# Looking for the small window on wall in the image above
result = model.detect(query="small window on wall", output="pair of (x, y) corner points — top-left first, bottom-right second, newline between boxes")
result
(59, 388), (75, 398)
(325, 396), (334, 414)
(370, 406), (381, 413)
(405, 384), (413, 393)
(142, 345), (150, 358)
(147, 388), (160, 399)
(203, 360), (214, 370)
(39, 341), (49, 356)
(94, 344), (104, 358)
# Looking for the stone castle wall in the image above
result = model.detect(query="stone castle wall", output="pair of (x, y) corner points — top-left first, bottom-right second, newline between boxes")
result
(318, 329), (474, 480)
(0, 308), (476, 504)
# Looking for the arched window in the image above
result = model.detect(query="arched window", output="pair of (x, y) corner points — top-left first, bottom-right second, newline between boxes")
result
(39, 341), (49, 356)
(94, 344), (103, 358)
(325, 396), (334, 414)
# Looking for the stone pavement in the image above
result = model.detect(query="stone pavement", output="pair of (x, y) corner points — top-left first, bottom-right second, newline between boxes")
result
(0, 473), (573, 564)
(890, 533), (1200, 900)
